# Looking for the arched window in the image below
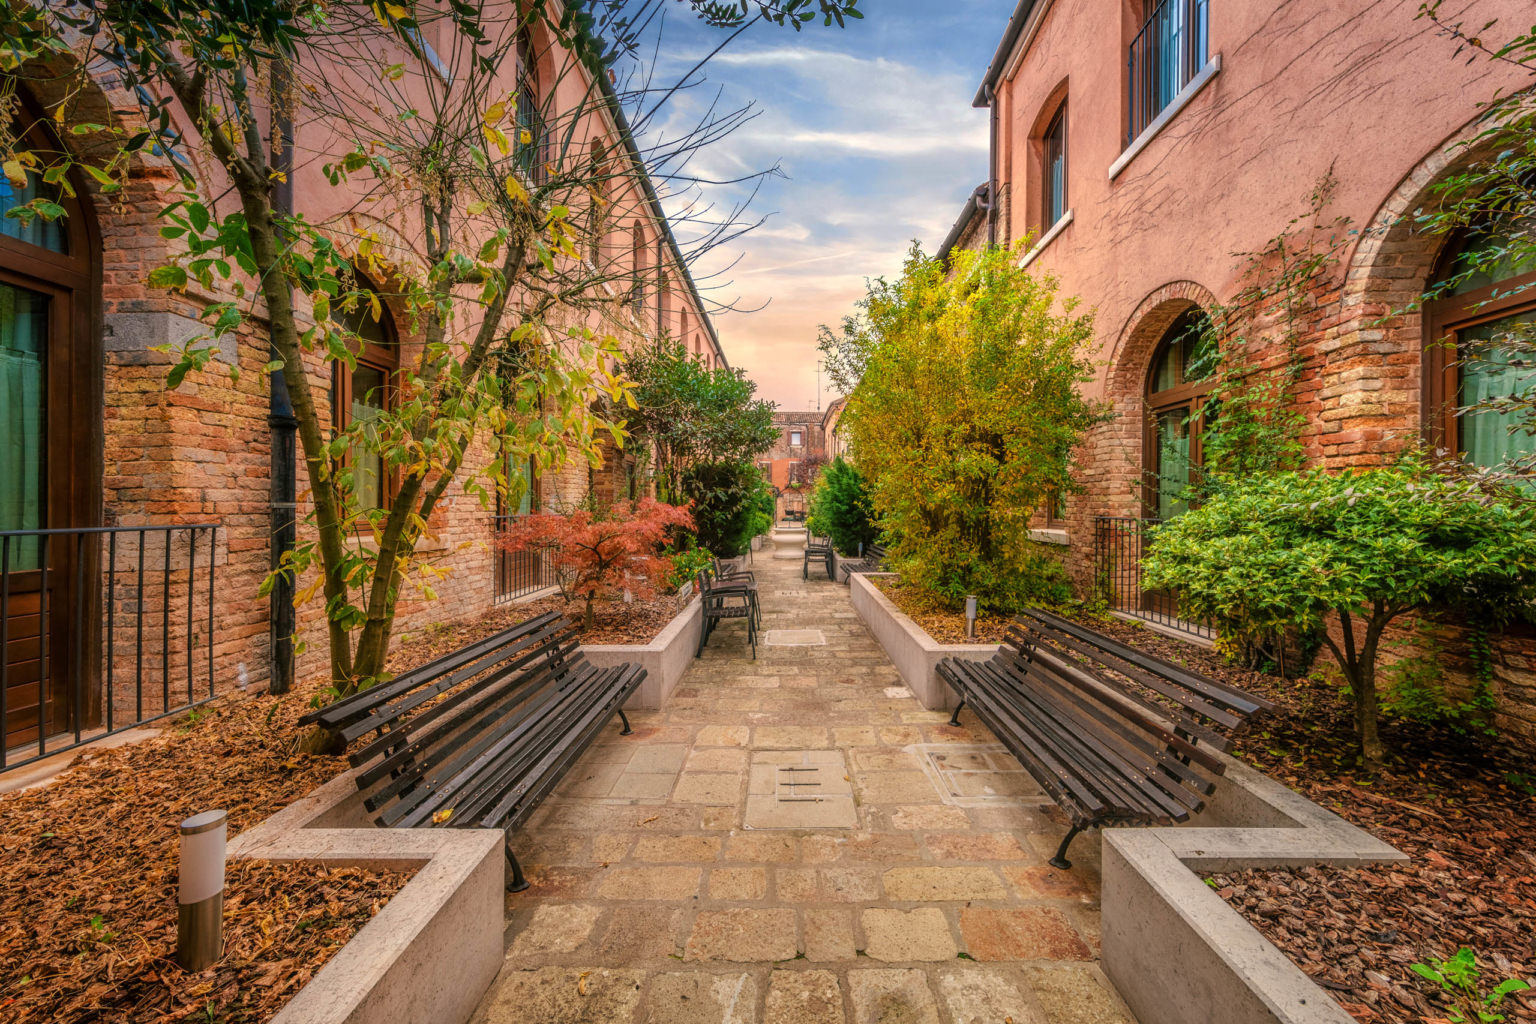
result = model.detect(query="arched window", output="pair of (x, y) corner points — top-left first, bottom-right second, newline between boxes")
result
(1, 111), (99, 746)
(515, 29), (546, 185)
(1425, 222), (1536, 471)
(630, 222), (647, 317)
(331, 272), (399, 510)
(1143, 307), (1214, 519)
(1042, 101), (1068, 229)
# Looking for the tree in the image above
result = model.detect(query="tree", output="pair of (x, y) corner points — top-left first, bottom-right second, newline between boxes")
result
(1, 0), (860, 731)
(682, 460), (761, 558)
(819, 242), (1103, 612)
(621, 339), (777, 501)
(1140, 464), (1536, 767)
(806, 457), (875, 555)
(497, 498), (694, 629)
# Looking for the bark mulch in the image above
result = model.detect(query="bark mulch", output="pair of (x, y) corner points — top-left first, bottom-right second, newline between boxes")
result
(1058, 612), (1536, 1024)
(393, 592), (685, 655)
(0, 682), (409, 1024)
(871, 577), (1016, 644)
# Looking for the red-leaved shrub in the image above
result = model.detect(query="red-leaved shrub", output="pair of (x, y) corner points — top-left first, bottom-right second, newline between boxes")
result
(495, 498), (695, 628)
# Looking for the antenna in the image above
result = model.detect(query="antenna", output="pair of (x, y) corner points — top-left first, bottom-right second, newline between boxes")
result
(816, 360), (823, 412)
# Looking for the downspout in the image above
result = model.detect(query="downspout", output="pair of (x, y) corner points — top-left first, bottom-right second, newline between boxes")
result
(655, 235), (665, 337)
(985, 82), (998, 245)
(267, 57), (298, 695)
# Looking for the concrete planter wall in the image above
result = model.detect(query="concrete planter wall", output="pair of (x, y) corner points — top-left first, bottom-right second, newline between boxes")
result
(1103, 755), (1407, 1024)
(230, 773), (504, 1024)
(584, 594), (703, 710)
(847, 572), (997, 711)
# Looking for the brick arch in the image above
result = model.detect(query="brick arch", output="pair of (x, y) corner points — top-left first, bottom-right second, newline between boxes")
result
(1105, 280), (1220, 400)
(1318, 116), (1500, 469)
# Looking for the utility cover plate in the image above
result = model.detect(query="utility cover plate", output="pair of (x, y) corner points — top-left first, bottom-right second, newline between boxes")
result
(909, 743), (1051, 807)
(762, 629), (826, 646)
(744, 750), (857, 829)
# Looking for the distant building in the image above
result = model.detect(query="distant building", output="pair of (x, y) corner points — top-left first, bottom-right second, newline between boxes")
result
(761, 410), (828, 519)
(821, 397), (849, 462)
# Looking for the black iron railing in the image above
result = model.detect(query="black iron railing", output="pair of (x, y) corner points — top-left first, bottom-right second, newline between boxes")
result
(1, 523), (219, 773)
(1093, 516), (1213, 640)
(493, 515), (556, 603)
(1127, 0), (1210, 145)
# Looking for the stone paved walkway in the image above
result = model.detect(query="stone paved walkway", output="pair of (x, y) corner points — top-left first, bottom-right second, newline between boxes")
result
(473, 535), (1136, 1024)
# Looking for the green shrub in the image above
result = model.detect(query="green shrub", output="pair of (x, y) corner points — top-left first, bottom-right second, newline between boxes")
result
(681, 459), (760, 558)
(1141, 462), (1536, 766)
(806, 457), (877, 555)
(817, 242), (1104, 614)
(664, 539), (715, 592)
(746, 473), (775, 539)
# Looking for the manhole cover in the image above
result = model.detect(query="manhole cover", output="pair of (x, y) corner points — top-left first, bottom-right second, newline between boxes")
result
(882, 686), (912, 699)
(909, 743), (1051, 807)
(762, 629), (825, 646)
(744, 750), (857, 829)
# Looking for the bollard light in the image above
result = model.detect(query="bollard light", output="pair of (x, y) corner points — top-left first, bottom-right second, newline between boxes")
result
(177, 809), (227, 972)
(964, 595), (978, 640)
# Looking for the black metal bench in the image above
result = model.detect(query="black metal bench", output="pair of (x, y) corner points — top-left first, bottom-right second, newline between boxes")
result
(298, 610), (645, 892)
(937, 606), (1273, 869)
(803, 534), (834, 581)
(837, 542), (887, 583)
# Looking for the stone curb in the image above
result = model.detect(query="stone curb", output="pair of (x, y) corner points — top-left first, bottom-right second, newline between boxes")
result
(1102, 756), (1409, 1024)
(847, 572), (998, 710)
(584, 594), (703, 710)
(229, 772), (505, 1024)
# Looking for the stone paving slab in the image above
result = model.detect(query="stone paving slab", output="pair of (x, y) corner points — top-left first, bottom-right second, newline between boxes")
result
(473, 537), (1136, 1024)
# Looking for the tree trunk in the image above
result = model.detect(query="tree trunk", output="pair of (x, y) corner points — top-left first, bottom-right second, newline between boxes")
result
(584, 594), (596, 630)
(1353, 656), (1385, 770)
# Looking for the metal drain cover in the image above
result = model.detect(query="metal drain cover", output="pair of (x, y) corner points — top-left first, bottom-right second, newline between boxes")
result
(909, 743), (1051, 807)
(744, 750), (857, 829)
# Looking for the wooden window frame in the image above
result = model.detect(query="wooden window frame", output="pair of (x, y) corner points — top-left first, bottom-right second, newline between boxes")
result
(331, 278), (401, 510)
(1042, 102), (1068, 231)
(1140, 308), (1214, 519)
(1423, 265), (1536, 458)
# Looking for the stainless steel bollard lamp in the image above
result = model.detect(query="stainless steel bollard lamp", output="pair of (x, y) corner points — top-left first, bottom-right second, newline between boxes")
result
(964, 595), (978, 640)
(177, 809), (227, 971)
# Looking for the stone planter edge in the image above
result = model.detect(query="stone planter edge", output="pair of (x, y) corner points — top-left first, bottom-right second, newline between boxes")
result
(228, 772), (504, 1024)
(847, 571), (997, 711)
(584, 593), (703, 710)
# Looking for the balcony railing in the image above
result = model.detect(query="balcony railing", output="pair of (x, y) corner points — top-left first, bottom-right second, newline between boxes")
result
(1093, 516), (1213, 640)
(493, 515), (556, 603)
(1127, 0), (1210, 146)
(2, 524), (220, 773)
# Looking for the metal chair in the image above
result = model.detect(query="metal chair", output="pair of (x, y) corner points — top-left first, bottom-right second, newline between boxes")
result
(696, 568), (758, 659)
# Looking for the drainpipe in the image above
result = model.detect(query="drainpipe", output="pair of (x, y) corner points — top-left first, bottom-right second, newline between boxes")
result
(984, 82), (998, 245)
(655, 235), (665, 337)
(267, 56), (298, 695)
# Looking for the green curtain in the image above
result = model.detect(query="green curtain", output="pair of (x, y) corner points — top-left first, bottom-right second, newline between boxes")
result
(1461, 311), (1535, 472)
(1155, 408), (1192, 520)
(350, 364), (385, 511)
(0, 283), (46, 569)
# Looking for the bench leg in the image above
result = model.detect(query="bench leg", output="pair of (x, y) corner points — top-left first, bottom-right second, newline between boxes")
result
(505, 843), (531, 893)
(1049, 825), (1084, 871)
(617, 709), (633, 736)
(947, 699), (965, 728)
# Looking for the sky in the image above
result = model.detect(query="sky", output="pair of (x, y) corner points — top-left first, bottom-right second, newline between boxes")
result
(632, 1), (1015, 410)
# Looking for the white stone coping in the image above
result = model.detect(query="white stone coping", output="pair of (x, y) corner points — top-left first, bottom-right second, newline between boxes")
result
(1027, 528), (1070, 546)
(1020, 209), (1073, 268)
(583, 594), (703, 710)
(1108, 54), (1223, 181)
(1103, 756), (1407, 1024)
(229, 772), (505, 1024)
(848, 572), (999, 711)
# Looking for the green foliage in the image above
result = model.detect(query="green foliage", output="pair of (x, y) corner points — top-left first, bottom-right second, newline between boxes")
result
(819, 242), (1105, 613)
(622, 339), (777, 502)
(1141, 461), (1536, 764)
(806, 457), (876, 555)
(746, 473), (776, 539)
(664, 540), (716, 593)
(1410, 947), (1531, 1023)
(682, 460), (761, 559)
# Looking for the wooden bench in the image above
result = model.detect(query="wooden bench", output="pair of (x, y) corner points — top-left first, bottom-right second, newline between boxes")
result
(837, 542), (887, 583)
(298, 610), (645, 892)
(803, 534), (834, 581)
(936, 606), (1273, 869)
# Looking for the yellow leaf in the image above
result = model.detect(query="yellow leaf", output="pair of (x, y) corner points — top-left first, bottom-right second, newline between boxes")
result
(431, 808), (453, 824)
(519, 128), (532, 146)
(504, 174), (529, 206)
(384, 2), (409, 19)
(2, 158), (25, 187)
(482, 101), (506, 125)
